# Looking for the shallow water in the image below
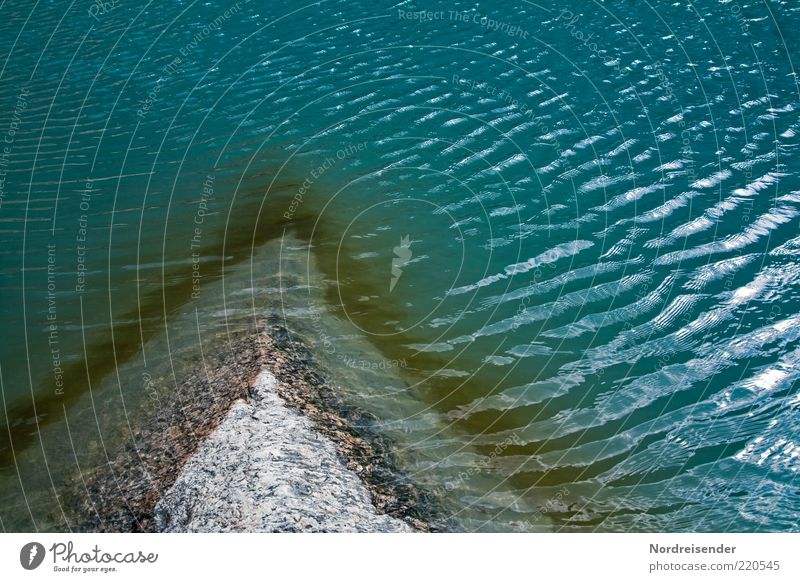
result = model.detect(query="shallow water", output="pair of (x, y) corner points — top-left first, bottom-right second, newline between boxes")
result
(1, 0), (799, 531)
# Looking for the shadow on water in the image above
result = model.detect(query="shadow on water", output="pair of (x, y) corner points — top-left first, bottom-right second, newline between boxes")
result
(0, 159), (315, 471)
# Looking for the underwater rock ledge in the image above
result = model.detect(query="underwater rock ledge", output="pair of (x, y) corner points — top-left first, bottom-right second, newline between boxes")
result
(76, 320), (448, 533)
(154, 370), (412, 532)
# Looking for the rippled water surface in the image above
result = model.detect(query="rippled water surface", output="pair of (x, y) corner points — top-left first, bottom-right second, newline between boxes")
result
(1, 0), (799, 531)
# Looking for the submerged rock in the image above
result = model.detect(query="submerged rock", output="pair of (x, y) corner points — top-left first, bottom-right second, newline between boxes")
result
(153, 371), (413, 533)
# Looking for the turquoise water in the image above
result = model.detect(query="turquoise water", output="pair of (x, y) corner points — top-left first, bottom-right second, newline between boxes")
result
(1, 0), (800, 531)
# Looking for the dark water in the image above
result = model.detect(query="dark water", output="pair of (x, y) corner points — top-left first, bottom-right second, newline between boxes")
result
(1, 0), (799, 531)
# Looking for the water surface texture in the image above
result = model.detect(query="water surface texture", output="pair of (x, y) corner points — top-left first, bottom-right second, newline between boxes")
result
(1, 0), (799, 531)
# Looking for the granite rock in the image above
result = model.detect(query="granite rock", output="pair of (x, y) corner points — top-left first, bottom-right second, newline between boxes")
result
(154, 371), (413, 533)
